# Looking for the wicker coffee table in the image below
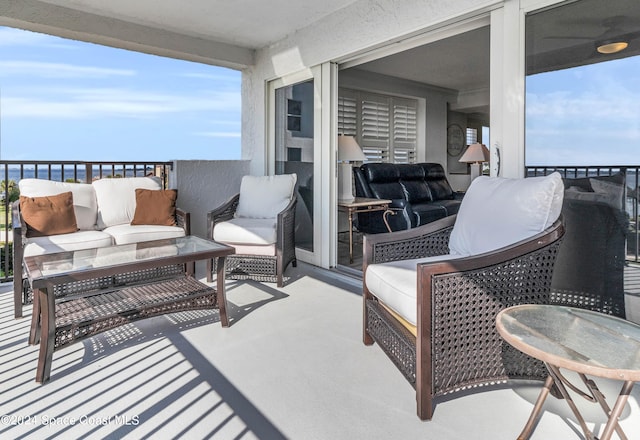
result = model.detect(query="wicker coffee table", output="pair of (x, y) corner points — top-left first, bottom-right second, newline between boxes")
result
(496, 304), (640, 440)
(24, 235), (234, 383)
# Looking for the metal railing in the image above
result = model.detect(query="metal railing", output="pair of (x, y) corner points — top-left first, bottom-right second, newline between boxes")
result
(0, 160), (173, 282)
(526, 165), (640, 262)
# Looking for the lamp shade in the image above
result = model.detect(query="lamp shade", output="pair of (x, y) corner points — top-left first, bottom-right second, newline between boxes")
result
(459, 143), (490, 164)
(338, 135), (366, 162)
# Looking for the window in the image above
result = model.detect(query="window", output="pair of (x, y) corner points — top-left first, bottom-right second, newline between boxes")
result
(338, 88), (417, 163)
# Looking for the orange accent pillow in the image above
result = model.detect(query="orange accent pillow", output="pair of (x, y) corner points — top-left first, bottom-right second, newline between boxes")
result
(19, 191), (78, 238)
(130, 189), (177, 226)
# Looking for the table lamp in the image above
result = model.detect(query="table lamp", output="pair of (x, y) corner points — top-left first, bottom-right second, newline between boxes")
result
(338, 135), (366, 201)
(459, 143), (490, 180)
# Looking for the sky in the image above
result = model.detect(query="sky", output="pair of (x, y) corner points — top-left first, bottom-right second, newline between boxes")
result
(0, 27), (241, 162)
(526, 54), (640, 166)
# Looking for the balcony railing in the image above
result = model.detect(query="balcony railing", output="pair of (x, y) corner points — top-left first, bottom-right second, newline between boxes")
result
(0, 160), (173, 282)
(526, 165), (640, 262)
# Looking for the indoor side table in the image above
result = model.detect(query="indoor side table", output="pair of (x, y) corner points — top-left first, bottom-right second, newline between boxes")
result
(338, 197), (391, 263)
(496, 304), (640, 440)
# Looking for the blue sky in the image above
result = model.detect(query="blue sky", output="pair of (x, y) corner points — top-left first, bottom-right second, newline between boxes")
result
(526, 55), (640, 166)
(0, 27), (241, 162)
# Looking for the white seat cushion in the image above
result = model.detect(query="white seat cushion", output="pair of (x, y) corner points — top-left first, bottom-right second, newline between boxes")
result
(23, 230), (113, 257)
(213, 218), (277, 245)
(365, 254), (465, 326)
(18, 179), (98, 231)
(103, 224), (185, 245)
(92, 176), (162, 229)
(449, 172), (563, 256)
(235, 174), (297, 219)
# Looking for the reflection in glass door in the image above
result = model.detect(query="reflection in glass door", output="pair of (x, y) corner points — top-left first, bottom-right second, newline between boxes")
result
(274, 80), (315, 252)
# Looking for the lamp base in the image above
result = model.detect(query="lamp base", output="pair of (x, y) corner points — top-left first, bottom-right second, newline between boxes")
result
(338, 162), (355, 201)
(470, 163), (481, 181)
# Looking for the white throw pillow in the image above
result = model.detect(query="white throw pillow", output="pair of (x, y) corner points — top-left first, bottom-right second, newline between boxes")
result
(235, 174), (297, 219)
(93, 177), (162, 229)
(18, 179), (98, 230)
(449, 172), (563, 256)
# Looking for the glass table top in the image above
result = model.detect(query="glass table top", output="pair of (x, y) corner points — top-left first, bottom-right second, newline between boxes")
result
(497, 304), (640, 379)
(25, 235), (233, 279)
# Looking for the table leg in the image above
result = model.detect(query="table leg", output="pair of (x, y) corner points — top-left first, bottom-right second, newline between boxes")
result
(517, 375), (555, 440)
(35, 288), (55, 383)
(29, 288), (41, 345)
(216, 256), (229, 327)
(348, 208), (354, 264)
(599, 380), (633, 440)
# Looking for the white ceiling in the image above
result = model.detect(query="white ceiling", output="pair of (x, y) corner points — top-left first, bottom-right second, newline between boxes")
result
(37, 0), (361, 49)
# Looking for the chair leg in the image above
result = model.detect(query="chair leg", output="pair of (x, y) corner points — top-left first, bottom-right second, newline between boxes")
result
(14, 277), (23, 319)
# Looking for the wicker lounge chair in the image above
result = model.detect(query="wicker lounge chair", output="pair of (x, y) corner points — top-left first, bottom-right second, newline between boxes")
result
(362, 173), (566, 420)
(207, 174), (297, 287)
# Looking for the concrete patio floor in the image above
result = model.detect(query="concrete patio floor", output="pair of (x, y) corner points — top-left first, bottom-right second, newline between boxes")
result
(1, 263), (639, 439)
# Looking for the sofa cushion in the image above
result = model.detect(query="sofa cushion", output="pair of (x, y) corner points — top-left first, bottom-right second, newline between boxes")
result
(366, 254), (465, 325)
(421, 163), (455, 200)
(449, 172), (564, 256)
(130, 189), (177, 226)
(23, 230), (113, 257)
(214, 218), (277, 245)
(20, 192), (78, 238)
(398, 164), (432, 203)
(103, 224), (185, 245)
(18, 179), (97, 230)
(236, 174), (297, 219)
(93, 177), (162, 229)
(411, 202), (448, 226)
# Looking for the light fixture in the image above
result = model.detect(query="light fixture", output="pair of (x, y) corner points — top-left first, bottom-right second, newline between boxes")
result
(596, 40), (628, 54)
(338, 135), (366, 201)
(459, 143), (490, 180)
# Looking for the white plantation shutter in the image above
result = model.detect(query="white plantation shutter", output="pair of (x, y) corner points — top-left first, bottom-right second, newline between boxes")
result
(392, 99), (417, 164)
(339, 88), (418, 164)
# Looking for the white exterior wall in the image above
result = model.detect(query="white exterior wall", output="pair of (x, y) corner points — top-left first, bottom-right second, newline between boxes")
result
(243, 0), (501, 175)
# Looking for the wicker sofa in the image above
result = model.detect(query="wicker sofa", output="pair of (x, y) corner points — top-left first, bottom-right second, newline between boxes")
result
(353, 162), (463, 233)
(13, 176), (190, 318)
(363, 173), (566, 420)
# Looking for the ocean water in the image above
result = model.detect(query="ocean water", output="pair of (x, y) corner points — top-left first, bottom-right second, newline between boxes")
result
(0, 166), (159, 184)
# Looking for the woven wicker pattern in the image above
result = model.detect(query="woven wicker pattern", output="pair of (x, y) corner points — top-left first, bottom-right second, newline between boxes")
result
(371, 227), (453, 264)
(550, 288), (626, 318)
(221, 255), (278, 283)
(366, 300), (416, 384)
(430, 244), (560, 397)
(51, 265), (185, 297)
(54, 277), (216, 349)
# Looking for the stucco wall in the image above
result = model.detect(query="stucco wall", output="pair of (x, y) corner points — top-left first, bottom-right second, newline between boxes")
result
(243, 0), (499, 173)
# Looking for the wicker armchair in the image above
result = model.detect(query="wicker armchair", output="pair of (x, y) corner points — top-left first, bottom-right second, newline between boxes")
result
(207, 174), (297, 288)
(362, 173), (566, 420)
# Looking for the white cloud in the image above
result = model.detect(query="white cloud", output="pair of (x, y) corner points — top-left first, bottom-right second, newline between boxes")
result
(2, 87), (241, 119)
(0, 61), (135, 78)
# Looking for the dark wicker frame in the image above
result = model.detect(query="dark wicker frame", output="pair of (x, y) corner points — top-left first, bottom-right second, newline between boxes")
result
(362, 215), (566, 420)
(207, 193), (297, 287)
(12, 200), (191, 319)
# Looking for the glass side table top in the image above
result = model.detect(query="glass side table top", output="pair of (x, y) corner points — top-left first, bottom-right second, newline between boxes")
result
(24, 235), (233, 280)
(496, 304), (640, 381)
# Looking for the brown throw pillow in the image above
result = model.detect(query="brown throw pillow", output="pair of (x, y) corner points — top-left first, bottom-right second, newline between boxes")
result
(130, 189), (177, 226)
(20, 191), (78, 238)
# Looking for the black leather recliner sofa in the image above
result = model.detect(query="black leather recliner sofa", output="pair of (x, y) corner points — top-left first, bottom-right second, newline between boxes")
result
(353, 162), (463, 233)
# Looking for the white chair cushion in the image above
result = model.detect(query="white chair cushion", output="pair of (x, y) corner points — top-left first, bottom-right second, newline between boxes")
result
(213, 218), (277, 245)
(23, 230), (113, 257)
(449, 172), (563, 257)
(18, 179), (98, 231)
(103, 224), (185, 245)
(93, 177), (162, 229)
(228, 244), (276, 256)
(235, 174), (297, 219)
(365, 254), (465, 326)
